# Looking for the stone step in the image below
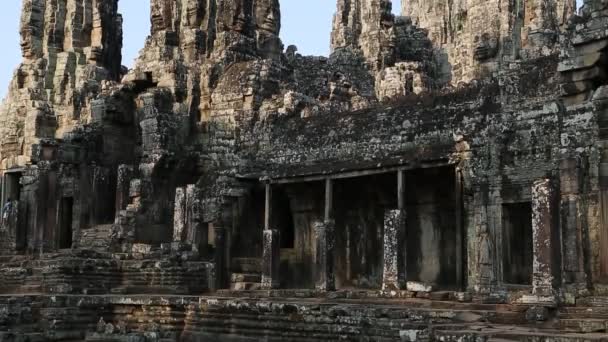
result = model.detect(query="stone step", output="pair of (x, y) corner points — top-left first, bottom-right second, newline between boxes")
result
(558, 306), (608, 319)
(230, 273), (261, 283)
(231, 257), (262, 274)
(18, 285), (42, 293)
(576, 296), (608, 307)
(558, 318), (608, 333)
(435, 326), (608, 342)
(231, 282), (262, 291)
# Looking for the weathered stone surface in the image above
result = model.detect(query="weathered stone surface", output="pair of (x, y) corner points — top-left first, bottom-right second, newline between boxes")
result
(382, 209), (406, 291)
(314, 220), (335, 291)
(402, 0), (575, 83)
(1, 0), (608, 340)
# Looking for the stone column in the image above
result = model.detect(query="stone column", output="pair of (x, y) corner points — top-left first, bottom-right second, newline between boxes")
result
(600, 141), (608, 279)
(382, 209), (406, 290)
(115, 165), (133, 214)
(475, 187), (497, 294)
(261, 183), (280, 289)
(173, 187), (187, 242)
(529, 178), (557, 303)
(314, 220), (335, 291)
(315, 179), (336, 291)
(559, 158), (586, 285)
(185, 185), (197, 242)
(382, 170), (407, 291)
(261, 228), (280, 289)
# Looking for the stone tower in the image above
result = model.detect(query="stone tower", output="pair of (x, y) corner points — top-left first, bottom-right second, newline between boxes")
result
(0, 0), (123, 167)
(401, 0), (577, 83)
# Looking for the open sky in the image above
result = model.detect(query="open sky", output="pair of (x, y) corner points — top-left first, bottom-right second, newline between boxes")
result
(0, 0), (581, 99)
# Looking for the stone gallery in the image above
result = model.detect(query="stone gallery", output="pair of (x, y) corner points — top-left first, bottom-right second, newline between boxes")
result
(0, 0), (608, 340)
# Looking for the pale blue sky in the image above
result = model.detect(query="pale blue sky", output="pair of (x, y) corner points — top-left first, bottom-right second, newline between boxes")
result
(0, 0), (582, 99)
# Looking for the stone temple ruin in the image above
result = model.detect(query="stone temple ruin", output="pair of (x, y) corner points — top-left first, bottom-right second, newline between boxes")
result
(2, 0), (608, 340)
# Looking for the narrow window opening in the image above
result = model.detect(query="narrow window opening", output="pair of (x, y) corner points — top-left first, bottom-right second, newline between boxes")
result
(3, 172), (22, 205)
(274, 187), (295, 249)
(59, 197), (74, 249)
(405, 166), (460, 290)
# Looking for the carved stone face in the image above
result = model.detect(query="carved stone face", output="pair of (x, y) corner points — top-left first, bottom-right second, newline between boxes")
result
(218, 0), (253, 34)
(255, 0), (280, 35)
(474, 33), (499, 61)
(20, 26), (37, 58)
(151, 0), (172, 33)
(184, 0), (205, 28)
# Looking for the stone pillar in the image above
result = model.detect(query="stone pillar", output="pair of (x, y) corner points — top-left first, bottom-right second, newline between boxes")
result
(173, 187), (187, 242)
(314, 220), (335, 291)
(529, 178), (557, 302)
(213, 222), (228, 289)
(115, 165), (133, 214)
(382, 209), (406, 290)
(261, 228), (280, 289)
(314, 178), (336, 291)
(559, 158), (586, 285)
(261, 183), (280, 289)
(185, 185), (197, 242)
(475, 187), (497, 294)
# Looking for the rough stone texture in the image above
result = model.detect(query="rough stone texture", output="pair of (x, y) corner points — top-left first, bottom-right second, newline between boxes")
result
(313, 220), (336, 291)
(522, 178), (558, 305)
(261, 228), (280, 289)
(402, 0), (576, 84)
(2, 0), (608, 340)
(382, 209), (406, 291)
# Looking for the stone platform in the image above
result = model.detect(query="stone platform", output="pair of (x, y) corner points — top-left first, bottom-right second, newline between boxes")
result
(1, 293), (608, 341)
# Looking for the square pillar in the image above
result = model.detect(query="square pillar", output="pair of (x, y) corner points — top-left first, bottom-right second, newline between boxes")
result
(261, 183), (280, 289)
(115, 165), (133, 214)
(559, 158), (586, 285)
(261, 228), (280, 289)
(382, 209), (406, 290)
(529, 178), (558, 303)
(173, 187), (187, 242)
(314, 220), (335, 291)
(474, 188), (497, 294)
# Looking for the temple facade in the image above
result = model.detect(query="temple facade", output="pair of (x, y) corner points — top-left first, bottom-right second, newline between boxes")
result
(1, 0), (608, 340)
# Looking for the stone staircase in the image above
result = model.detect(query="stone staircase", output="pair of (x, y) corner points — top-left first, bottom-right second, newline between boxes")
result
(556, 296), (608, 333)
(230, 257), (262, 291)
(77, 225), (113, 250)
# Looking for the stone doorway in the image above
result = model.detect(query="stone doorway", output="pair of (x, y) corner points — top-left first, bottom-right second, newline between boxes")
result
(333, 173), (397, 289)
(405, 166), (463, 290)
(2, 171), (22, 205)
(58, 197), (74, 249)
(502, 202), (533, 285)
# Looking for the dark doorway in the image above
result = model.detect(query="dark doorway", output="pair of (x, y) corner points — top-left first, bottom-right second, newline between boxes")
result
(334, 173), (397, 289)
(405, 166), (460, 289)
(502, 202), (533, 285)
(3, 172), (22, 204)
(3, 172), (24, 251)
(59, 197), (74, 249)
